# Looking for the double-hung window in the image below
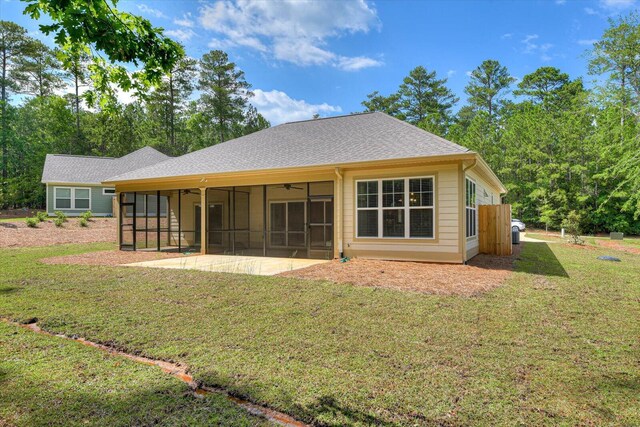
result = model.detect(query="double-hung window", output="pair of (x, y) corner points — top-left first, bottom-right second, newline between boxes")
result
(409, 177), (434, 238)
(54, 187), (91, 210)
(356, 181), (379, 237)
(356, 177), (435, 239)
(465, 178), (477, 238)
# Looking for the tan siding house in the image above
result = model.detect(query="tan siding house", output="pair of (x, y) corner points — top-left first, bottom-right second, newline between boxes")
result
(102, 113), (506, 263)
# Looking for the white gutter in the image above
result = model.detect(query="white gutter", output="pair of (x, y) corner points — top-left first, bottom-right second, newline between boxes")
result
(463, 158), (477, 174)
(334, 167), (344, 258)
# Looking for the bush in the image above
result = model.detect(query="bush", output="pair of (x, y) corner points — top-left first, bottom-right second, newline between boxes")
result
(79, 217), (88, 227)
(80, 211), (93, 221)
(54, 211), (68, 222)
(35, 211), (48, 222)
(562, 211), (584, 245)
(54, 217), (64, 227)
(25, 217), (39, 228)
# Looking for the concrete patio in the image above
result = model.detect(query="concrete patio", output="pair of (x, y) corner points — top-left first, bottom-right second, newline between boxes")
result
(124, 254), (329, 276)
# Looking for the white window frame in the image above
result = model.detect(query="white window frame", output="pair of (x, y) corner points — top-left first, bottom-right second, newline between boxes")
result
(268, 200), (307, 248)
(102, 188), (116, 195)
(465, 177), (477, 239)
(54, 186), (91, 211)
(355, 176), (435, 239)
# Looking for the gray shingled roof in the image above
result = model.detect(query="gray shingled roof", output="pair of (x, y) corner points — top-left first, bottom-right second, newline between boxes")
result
(42, 146), (170, 184)
(106, 112), (470, 183)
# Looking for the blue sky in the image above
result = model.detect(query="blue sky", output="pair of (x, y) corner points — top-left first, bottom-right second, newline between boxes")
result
(1, 0), (638, 124)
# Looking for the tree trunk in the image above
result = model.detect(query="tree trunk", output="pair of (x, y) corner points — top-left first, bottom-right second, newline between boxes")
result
(1, 49), (7, 182)
(620, 71), (626, 139)
(75, 72), (80, 139)
(219, 115), (224, 143)
(169, 73), (175, 150)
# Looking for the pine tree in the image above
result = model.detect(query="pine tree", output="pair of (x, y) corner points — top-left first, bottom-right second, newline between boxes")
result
(13, 39), (65, 97)
(464, 59), (514, 120)
(0, 21), (33, 196)
(397, 66), (458, 132)
(198, 50), (252, 145)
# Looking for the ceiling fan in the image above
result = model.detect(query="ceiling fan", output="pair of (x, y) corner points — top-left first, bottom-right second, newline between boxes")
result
(276, 183), (304, 191)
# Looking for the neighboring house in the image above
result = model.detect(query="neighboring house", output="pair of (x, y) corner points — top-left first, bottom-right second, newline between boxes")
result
(104, 112), (506, 263)
(41, 147), (170, 217)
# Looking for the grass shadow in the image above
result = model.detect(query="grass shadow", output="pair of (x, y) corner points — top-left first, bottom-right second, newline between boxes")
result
(1, 380), (263, 426)
(293, 395), (398, 426)
(514, 242), (569, 278)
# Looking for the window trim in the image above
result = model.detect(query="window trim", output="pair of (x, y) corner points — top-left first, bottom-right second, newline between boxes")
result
(355, 176), (436, 240)
(465, 177), (477, 239)
(102, 188), (116, 196)
(54, 186), (92, 211)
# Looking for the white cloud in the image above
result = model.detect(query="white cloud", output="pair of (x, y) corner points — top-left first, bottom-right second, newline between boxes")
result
(521, 34), (554, 61)
(521, 34), (540, 53)
(501, 33), (513, 39)
(447, 69), (456, 77)
(600, 0), (636, 8)
(174, 13), (195, 28)
(585, 0), (636, 17)
(336, 55), (383, 71)
(137, 4), (167, 19)
(209, 36), (267, 52)
(166, 28), (197, 42)
(555, 0), (566, 4)
(465, 70), (473, 77)
(116, 88), (137, 105)
(252, 89), (342, 124)
(197, 0), (382, 70)
(577, 39), (598, 45)
(53, 82), (137, 111)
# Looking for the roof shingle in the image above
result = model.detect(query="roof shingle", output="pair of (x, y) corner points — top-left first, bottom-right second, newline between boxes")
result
(41, 146), (170, 184)
(105, 112), (470, 183)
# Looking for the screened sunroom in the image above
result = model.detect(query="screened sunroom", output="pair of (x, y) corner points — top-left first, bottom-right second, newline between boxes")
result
(118, 181), (335, 260)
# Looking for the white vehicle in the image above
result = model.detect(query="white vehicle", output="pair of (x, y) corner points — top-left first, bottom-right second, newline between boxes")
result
(511, 218), (526, 232)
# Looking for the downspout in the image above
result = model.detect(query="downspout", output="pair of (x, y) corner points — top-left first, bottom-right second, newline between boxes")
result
(463, 158), (477, 174)
(334, 167), (344, 259)
(461, 159), (477, 264)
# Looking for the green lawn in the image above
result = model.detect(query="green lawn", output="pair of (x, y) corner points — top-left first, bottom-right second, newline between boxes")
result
(527, 231), (640, 249)
(0, 217), (28, 223)
(525, 232), (564, 242)
(1, 242), (639, 426)
(0, 322), (269, 426)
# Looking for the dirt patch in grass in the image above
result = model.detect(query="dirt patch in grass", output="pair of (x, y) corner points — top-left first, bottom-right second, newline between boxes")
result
(279, 245), (521, 296)
(565, 243), (596, 250)
(41, 249), (188, 266)
(0, 218), (116, 248)
(596, 239), (640, 255)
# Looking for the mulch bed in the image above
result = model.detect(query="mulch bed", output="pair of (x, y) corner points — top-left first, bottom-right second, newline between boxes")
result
(0, 218), (117, 248)
(278, 245), (522, 296)
(595, 239), (640, 255)
(41, 250), (188, 266)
